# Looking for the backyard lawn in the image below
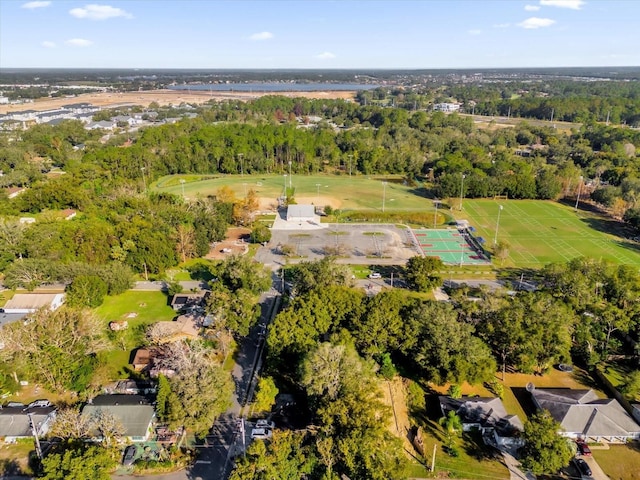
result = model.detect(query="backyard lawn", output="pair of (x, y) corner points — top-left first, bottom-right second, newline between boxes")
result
(593, 443), (640, 480)
(95, 291), (177, 378)
(461, 199), (640, 268)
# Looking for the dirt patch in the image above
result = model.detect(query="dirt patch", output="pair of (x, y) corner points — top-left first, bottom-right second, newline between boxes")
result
(294, 195), (342, 209)
(205, 227), (251, 260)
(0, 89), (356, 114)
(381, 377), (414, 453)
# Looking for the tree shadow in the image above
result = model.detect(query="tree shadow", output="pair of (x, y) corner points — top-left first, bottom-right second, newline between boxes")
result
(511, 387), (538, 417)
(571, 368), (604, 391)
(0, 458), (25, 476)
(461, 431), (503, 462)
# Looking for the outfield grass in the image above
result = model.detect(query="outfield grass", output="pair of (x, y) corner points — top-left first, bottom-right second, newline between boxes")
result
(153, 174), (433, 211)
(461, 199), (640, 267)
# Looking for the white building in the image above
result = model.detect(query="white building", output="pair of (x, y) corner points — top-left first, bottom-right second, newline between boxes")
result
(286, 204), (318, 223)
(2, 293), (65, 314)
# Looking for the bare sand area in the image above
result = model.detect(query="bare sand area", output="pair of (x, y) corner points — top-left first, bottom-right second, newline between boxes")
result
(0, 89), (356, 114)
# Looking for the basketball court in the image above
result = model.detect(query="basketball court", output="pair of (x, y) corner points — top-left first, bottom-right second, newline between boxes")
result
(411, 229), (490, 265)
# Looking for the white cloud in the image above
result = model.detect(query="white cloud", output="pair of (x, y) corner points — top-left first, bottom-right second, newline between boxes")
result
(249, 31), (273, 41)
(69, 4), (133, 20)
(41, 40), (56, 48)
(493, 23), (511, 28)
(22, 1), (51, 9)
(65, 38), (93, 47)
(468, 29), (482, 35)
(517, 17), (556, 29)
(524, 4), (541, 11)
(316, 52), (336, 60)
(540, 0), (585, 9)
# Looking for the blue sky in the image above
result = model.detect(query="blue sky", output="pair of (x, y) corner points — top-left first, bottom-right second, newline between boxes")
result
(1, 0), (639, 69)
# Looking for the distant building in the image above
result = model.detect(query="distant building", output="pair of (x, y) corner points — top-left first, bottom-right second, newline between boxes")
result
(4, 187), (26, 199)
(60, 208), (77, 220)
(286, 204), (318, 223)
(2, 293), (65, 314)
(433, 103), (461, 113)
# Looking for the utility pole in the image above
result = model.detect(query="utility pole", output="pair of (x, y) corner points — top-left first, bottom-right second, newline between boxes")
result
(433, 199), (439, 228)
(493, 205), (503, 246)
(28, 413), (43, 460)
(431, 444), (437, 472)
(348, 154), (353, 177)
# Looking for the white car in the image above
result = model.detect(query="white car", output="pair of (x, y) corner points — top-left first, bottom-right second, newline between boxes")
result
(250, 428), (273, 440)
(255, 419), (275, 429)
(368, 272), (382, 279)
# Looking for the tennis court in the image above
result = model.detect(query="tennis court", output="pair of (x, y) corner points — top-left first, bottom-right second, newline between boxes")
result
(412, 229), (490, 265)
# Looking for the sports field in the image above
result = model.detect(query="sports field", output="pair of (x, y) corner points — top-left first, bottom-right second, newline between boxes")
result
(412, 229), (490, 265)
(153, 174), (431, 211)
(460, 199), (640, 267)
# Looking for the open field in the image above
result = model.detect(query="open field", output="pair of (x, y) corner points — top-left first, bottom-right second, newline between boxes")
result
(154, 174), (432, 212)
(461, 199), (640, 267)
(0, 89), (356, 115)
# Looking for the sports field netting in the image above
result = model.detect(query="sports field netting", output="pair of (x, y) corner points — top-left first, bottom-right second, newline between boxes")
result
(412, 229), (490, 265)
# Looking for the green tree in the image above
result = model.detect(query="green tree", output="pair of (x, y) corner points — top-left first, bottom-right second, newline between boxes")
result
(520, 411), (574, 475)
(404, 256), (443, 292)
(66, 275), (108, 308)
(438, 410), (463, 453)
(155, 374), (171, 422)
(40, 443), (116, 480)
(619, 370), (640, 400)
(253, 376), (279, 415)
(249, 223), (272, 244)
(229, 430), (316, 480)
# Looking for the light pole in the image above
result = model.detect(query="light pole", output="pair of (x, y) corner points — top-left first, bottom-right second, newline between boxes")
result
(382, 181), (387, 213)
(493, 205), (503, 246)
(283, 174), (287, 201)
(288, 161), (292, 189)
(316, 183), (321, 203)
(348, 154), (353, 177)
(574, 176), (583, 211)
(238, 153), (244, 177)
(459, 173), (466, 211)
(433, 199), (439, 228)
(242, 182), (247, 197)
(179, 179), (185, 197)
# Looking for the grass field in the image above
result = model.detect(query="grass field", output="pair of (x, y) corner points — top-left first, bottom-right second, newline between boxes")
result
(593, 444), (640, 480)
(461, 199), (640, 268)
(154, 174), (432, 211)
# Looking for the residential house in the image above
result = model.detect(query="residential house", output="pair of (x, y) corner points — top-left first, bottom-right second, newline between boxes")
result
(2, 293), (65, 314)
(530, 387), (640, 443)
(0, 405), (57, 443)
(81, 394), (155, 443)
(433, 103), (461, 113)
(4, 186), (26, 199)
(60, 208), (77, 220)
(439, 396), (524, 449)
(170, 291), (209, 312)
(87, 120), (116, 130)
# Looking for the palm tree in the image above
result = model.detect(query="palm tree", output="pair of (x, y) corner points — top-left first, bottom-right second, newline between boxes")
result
(438, 410), (463, 450)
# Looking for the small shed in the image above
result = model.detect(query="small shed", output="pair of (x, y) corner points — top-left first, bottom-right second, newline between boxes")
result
(2, 293), (65, 314)
(286, 204), (317, 222)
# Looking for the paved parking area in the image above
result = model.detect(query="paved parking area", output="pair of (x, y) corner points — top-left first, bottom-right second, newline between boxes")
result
(254, 223), (420, 268)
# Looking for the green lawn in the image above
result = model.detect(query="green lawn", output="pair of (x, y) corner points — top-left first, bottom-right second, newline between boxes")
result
(153, 174), (433, 212)
(592, 443), (640, 480)
(95, 291), (177, 378)
(461, 199), (640, 267)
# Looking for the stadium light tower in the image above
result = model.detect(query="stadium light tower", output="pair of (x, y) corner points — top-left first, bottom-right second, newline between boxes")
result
(574, 176), (583, 211)
(459, 173), (466, 211)
(494, 205), (503, 246)
(288, 161), (292, 188)
(316, 183), (321, 203)
(283, 174), (287, 201)
(382, 181), (388, 213)
(238, 153), (244, 177)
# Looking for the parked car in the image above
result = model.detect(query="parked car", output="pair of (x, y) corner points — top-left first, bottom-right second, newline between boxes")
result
(558, 363), (574, 372)
(576, 439), (592, 456)
(122, 445), (137, 466)
(255, 419), (275, 429)
(250, 428), (273, 440)
(28, 399), (52, 409)
(368, 272), (381, 279)
(574, 458), (592, 477)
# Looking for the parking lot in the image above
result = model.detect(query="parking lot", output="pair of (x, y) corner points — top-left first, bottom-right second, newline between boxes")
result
(254, 223), (420, 269)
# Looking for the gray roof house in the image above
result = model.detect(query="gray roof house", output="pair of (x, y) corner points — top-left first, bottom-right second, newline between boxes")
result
(286, 204), (318, 222)
(81, 394), (155, 443)
(439, 396), (524, 449)
(0, 406), (57, 443)
(531, 387), (640, 443)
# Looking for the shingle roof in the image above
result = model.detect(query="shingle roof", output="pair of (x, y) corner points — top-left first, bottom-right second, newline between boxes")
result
(532, 388), (640, 437)
(0, 406), (56, 437)
(439, 396), (524, 433)
(81, 395), (154, 438)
